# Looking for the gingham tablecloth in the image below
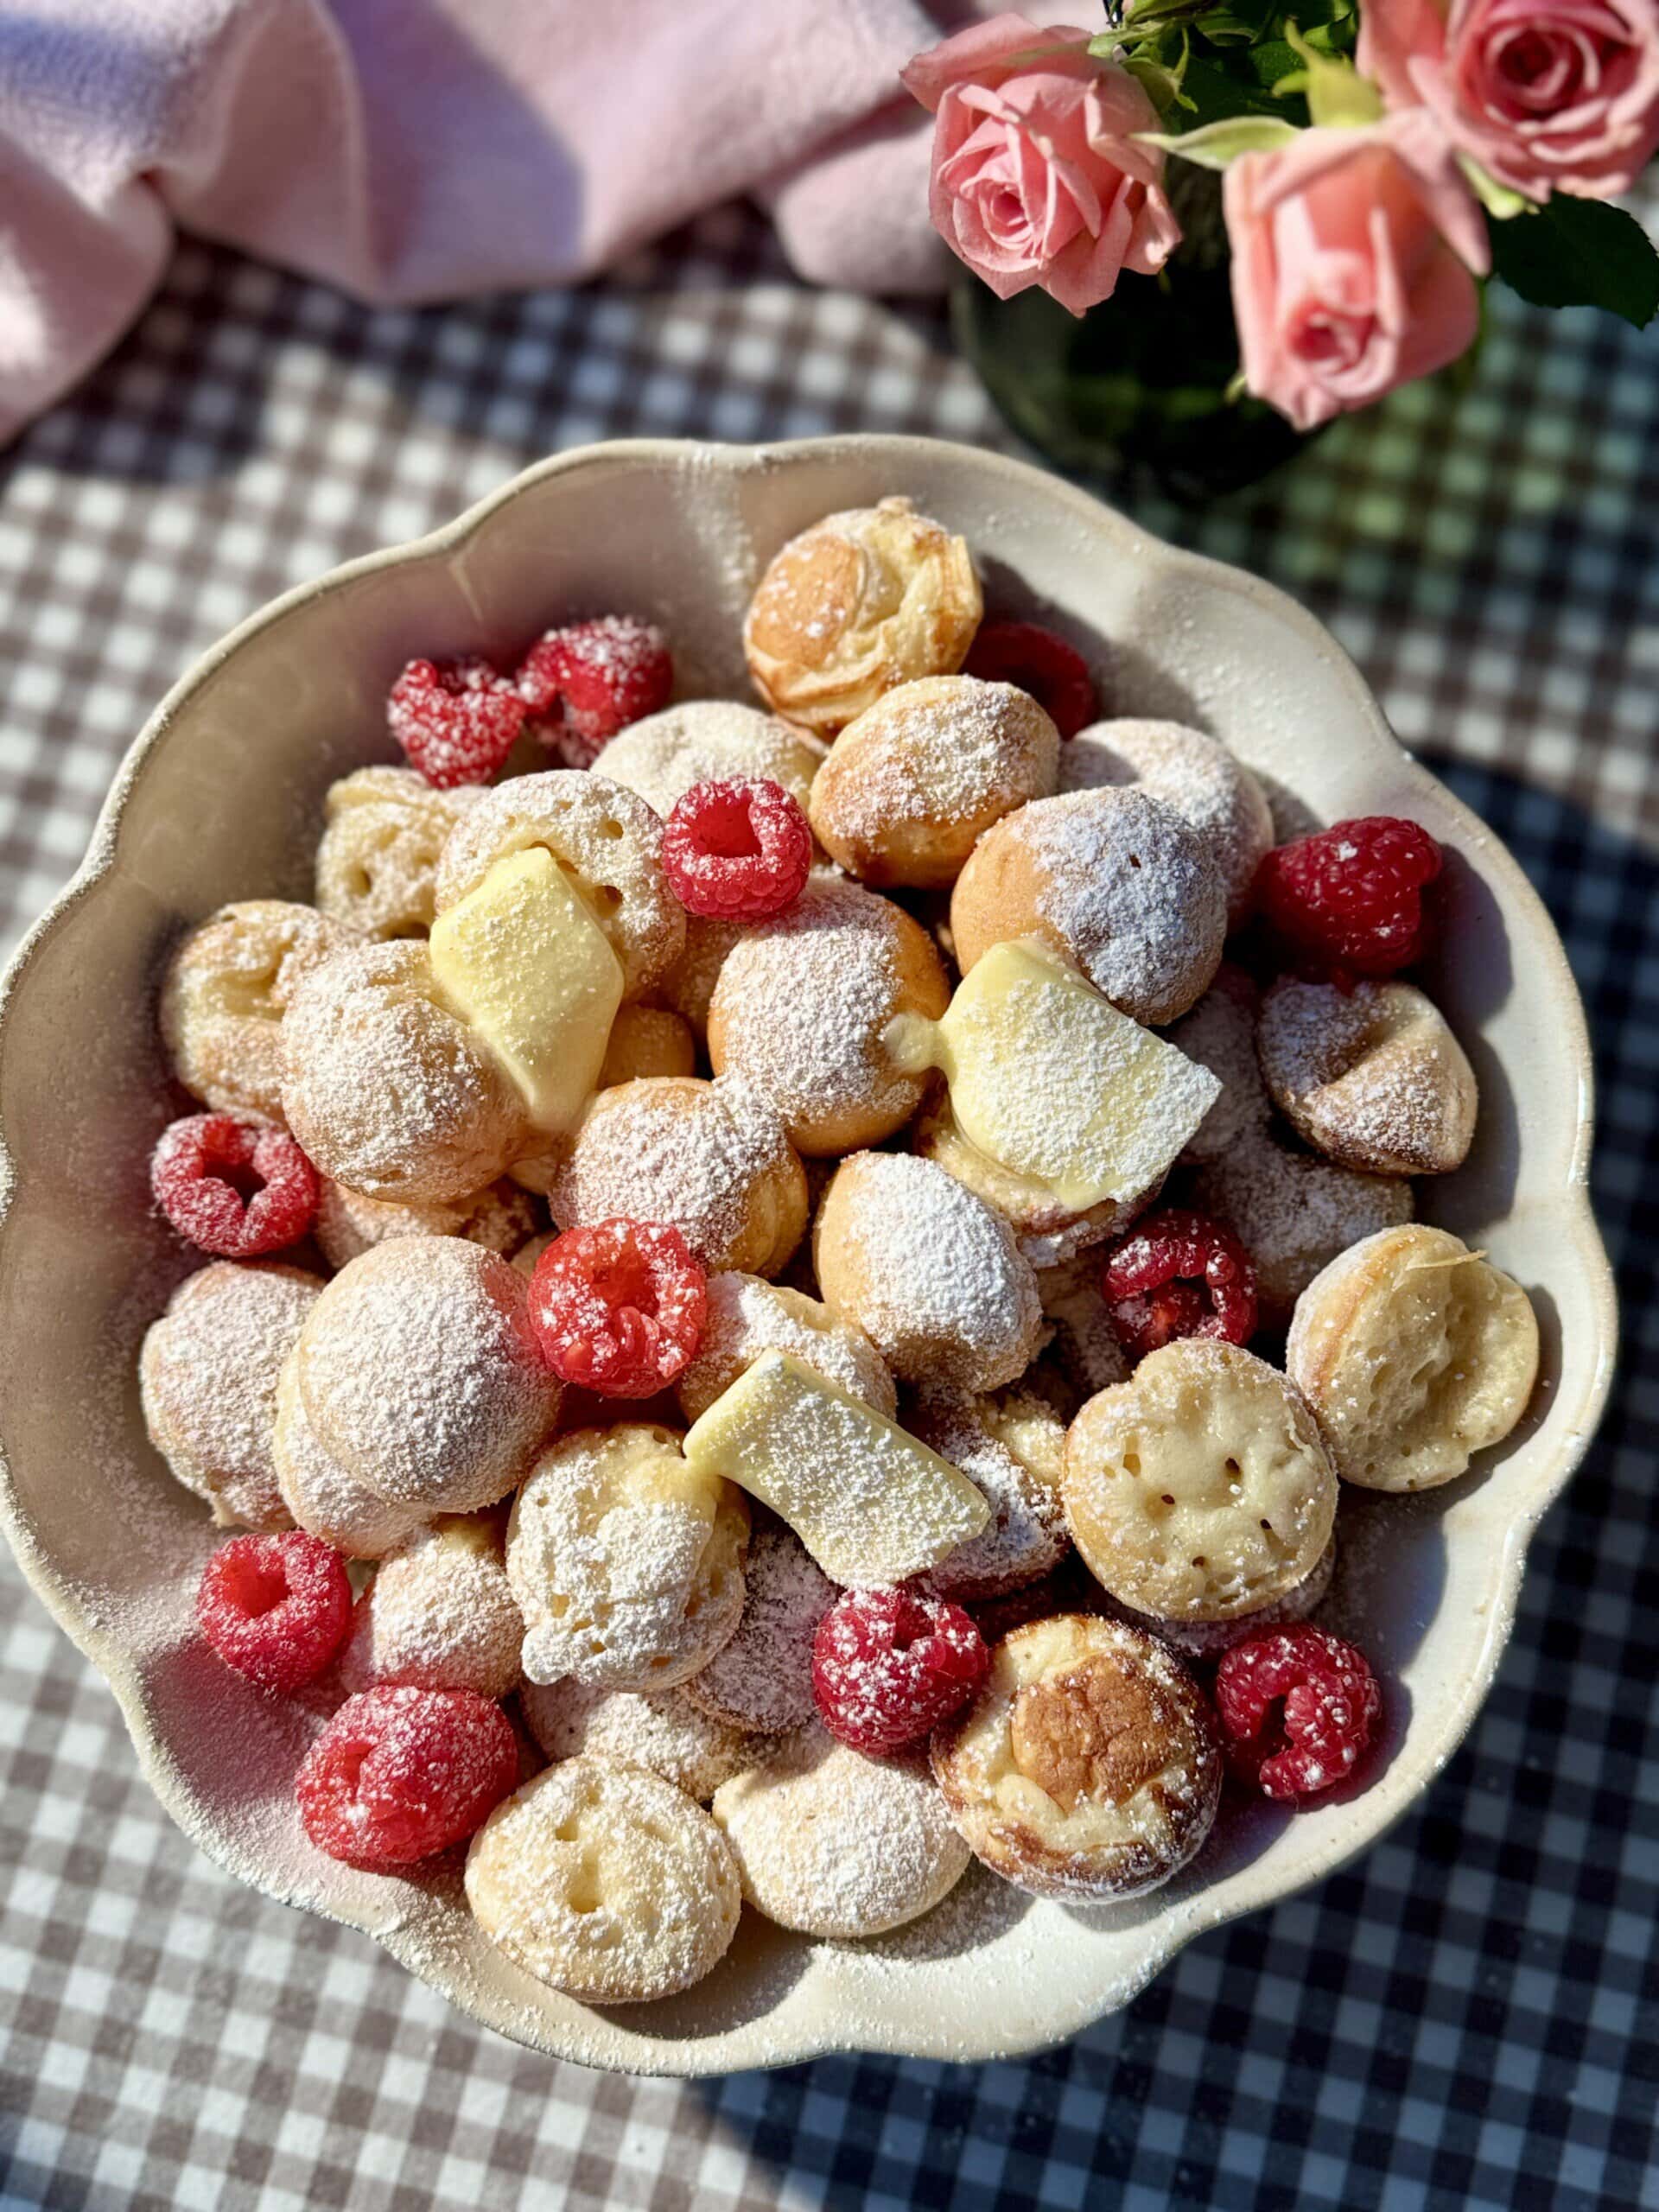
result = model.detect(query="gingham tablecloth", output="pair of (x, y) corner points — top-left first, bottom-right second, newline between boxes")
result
(3, 201), (1656, 2212)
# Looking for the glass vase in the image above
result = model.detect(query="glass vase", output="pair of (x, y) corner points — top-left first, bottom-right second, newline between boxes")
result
(952, 169), (1319, 505)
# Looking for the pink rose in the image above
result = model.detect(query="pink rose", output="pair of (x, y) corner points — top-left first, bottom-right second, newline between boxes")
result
(1359, 0), (1659, 199)
(1225, 113), (1490, 430)
(901, 15), (1180, 315)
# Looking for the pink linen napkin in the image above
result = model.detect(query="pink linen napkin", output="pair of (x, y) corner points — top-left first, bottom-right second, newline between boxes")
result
(0, 0), (993, 446)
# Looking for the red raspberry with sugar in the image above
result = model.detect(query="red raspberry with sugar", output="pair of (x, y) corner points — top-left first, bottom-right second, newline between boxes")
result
(387, 655), (527, 788)
(1254, 816), (1442, 979)
(1215, 1624), (1381, 1803)
(1102, 1208), (1257, 1363)
(151, 1112), (319, 1257)
(528, 1218), (706, 1397)
(964, 620), (1097, 738)
(661, 777), (812, 920)
(518, 615), (672, 767)
(196, 1531), (353, 1693)
(813, 1586), (988, 1755)
(296, 1685), (519, 1866)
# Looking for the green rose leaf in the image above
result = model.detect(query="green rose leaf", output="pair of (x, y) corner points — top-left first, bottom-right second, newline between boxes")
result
(1489, 195), (1659, 328)
(1139, 114), (1302, 167)
(1276, 23), (1383, 128)
(1249, 38), (1305, 87)
(1177, 53), (1300, 124)
(1199, 0), (1281, 35)
(1123, 50), (1193, 112)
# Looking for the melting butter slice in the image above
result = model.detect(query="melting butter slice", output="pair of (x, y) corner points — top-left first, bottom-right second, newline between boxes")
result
(682, 1351), (988, 1586)
(429, 846), (623, 1134)
(898, 939), (1220, 1215)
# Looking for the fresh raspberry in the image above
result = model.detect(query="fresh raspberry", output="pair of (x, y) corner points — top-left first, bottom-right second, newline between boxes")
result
(812, 1586), (988, 1755)
(1215, 1625), (1382, 1802)
(963, 620), (1097, 738)
(1102, 1208), (1257, 1362)
(527, 1218), (706, 1396)
(296, 1685), (518, 1867)
(517, 615), (672, 767)
(196, 1531), (353, 1693)
(151, 1112), (319, 1258)
(1254, 817), (1443, 980)
(661, 778), (812, 920)
(387, 656), (526, 788)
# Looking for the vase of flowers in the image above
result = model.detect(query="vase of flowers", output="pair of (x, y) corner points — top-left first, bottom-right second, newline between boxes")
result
(904, 3), (1659, 501)
(951, 164), (1322, 499)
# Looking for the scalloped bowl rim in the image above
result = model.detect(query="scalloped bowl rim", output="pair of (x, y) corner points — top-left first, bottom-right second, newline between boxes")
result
(0, 436), (1618, 2075)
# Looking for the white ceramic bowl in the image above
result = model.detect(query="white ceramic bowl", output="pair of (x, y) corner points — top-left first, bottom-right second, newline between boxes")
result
(0, 437), (1616, 2074)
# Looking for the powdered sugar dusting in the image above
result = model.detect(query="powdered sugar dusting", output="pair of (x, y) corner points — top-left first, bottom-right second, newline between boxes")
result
(677, 1270), (895, 1423)
(280, 940), (523, 1204)
(139, 1262), (322, 1530)
(161, 899), (342, 1122)
(296, 1239), (558, 1510)
(1165, 965), (1271, 1166)
(912, 1389), (1069, 1603)
(465, 1758), (741, 2002)
(680, 1521), (833, 1734)
(1256, 978), (1476, 1176)
(1110, 1532), (1338, 1661)
(505, 1424), (747, 1691)
(315, 1176), (540, 1271)
(1062, 719), (1273, 926)
(1003, 789), (1226, 1025)
(708, 878), (944, 1149)
(1035, 1251), (1132, 1401)
(812, 677), (1058, 860)
(517, 1679), (757, 1801)
(817, 1153), (1043, 1393)
(659, 912), (753, 1033)
(314, 767), (484, 940)
(1192, 1141), (1414, 1317)
(338, 1518), (524, 1698)
(594, 698), (826, 819)
(13, 444), (1559, 2071)
(711, 1725), (969, 1939)
(545, 1074), (801, 1274)
(936, 951), (1218, 1207)
(272, 1353), (434, 1558)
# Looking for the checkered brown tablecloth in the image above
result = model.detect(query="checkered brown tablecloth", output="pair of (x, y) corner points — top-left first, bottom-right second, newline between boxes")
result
(2, 200), (1656, 2212)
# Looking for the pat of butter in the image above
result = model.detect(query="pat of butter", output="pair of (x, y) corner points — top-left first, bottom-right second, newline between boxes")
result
(429, 846), (623, 1135)
(891, 939), (1220, 1215)
(682, 1351), (988, 1586)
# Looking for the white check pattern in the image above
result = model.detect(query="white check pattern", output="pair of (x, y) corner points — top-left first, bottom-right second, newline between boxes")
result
(2, 199), (1656, 2212)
